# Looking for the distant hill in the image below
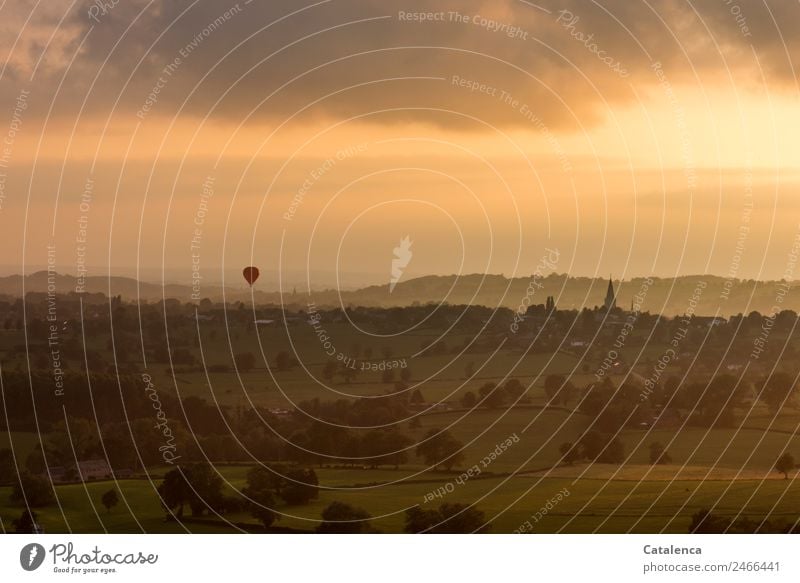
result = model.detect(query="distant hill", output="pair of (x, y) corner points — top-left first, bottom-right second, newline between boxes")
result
(4, 271), (795, 317)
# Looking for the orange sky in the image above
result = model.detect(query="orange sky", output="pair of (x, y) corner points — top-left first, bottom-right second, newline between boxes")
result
(1, 0), (799, 289)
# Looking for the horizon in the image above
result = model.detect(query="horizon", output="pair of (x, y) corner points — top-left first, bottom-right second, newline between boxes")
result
(6, 267), (795, 287)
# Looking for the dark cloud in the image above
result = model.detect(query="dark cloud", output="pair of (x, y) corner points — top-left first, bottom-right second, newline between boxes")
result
(1, 0), (798, 130)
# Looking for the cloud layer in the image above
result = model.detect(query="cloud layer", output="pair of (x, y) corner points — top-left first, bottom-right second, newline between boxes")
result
(1, 0), (797, 131)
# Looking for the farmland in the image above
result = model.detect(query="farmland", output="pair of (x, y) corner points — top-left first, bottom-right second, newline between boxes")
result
(3, 298), (800, 533)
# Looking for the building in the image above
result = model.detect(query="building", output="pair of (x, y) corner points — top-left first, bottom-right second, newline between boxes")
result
(604, 276), (617, 310)
(46, 459), (113, 483)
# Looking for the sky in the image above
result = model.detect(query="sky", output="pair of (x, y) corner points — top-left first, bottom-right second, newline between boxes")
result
(0, 0), (799, 290)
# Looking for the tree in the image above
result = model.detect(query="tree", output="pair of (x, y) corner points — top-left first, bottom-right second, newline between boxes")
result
(460, 391), (476, 408)
(415, 429), (465, 470)
(101, 488), (119, 513)
(242, 467), (278, 528)
(339, 362), (358, 384)
(698, 374), (744, 426)
(464, 361), (475, 379)
(544, 374), (565, 403)
(235, 352), (256, 372)
(504, 379), (525, 400)
(12, 509), (40, 533)
(596, 436), (625, 463)
(360, 429), (411, 468)
(775, 452), (794, 480)
(649, 442), (672, 465)
(761, 373), (796, 413)
(185, 463), (224, 516)
(0, 448), (14, 484)
(322, 361), (337, 382)
(45, 418), (99, 468)
(478, 382), (506, 408)
(157, 464), (223, 518)
(279, 468), (319, 505)
(405, 503), (489, 533)
(10, 473), (55, 507)
(275, 351), (295, 372)
(25, 445), (46, 475)
(157, 468), (191, 518)
(689, 508), (730, 533)
(577, 430), (625, 463)
(559, 442), (581, 465)
(545, 375), (574, 405)
(316, 501), (372, 533)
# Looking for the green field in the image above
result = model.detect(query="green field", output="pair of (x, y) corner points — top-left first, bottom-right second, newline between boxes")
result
(5, 320), (800, 534)
(3, 466), (799, 534)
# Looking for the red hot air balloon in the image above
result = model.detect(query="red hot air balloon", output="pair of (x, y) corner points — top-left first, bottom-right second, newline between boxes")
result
(242, 266), (260, 287)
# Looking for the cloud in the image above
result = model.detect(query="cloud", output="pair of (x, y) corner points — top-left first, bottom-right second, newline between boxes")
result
(0, 0), (797, 131)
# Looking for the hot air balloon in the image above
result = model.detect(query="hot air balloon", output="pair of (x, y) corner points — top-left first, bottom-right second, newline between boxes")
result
(242, 266), (260, 287)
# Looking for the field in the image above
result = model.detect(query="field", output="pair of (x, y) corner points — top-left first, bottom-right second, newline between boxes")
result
(4, 403), (800, 533)
(3, 467), (799, 534)
(4, 316), (800, 533)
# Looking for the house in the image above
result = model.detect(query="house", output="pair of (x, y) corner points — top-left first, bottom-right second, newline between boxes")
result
(77, 459), (112, 481)
(45, 459), (113, 482)
(268, 407), (293, 419)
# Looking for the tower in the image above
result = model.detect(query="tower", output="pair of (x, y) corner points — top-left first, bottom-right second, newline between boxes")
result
(604, 275), (616, 310)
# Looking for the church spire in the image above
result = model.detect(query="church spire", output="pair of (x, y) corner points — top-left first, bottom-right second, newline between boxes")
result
(604, 275), (616, 310)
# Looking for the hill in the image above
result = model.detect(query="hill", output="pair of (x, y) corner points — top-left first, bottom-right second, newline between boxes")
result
(2, 271), (794, 317)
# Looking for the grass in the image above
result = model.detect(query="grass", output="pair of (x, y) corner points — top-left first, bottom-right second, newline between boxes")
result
(5, 329), (800, 534)
(3, 470), (799, 534)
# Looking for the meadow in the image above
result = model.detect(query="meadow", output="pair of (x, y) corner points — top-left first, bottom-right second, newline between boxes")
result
(3, 312), (800, 533)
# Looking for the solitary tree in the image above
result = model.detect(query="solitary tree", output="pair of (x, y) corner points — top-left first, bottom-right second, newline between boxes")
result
(235, 352), (256, 372)
(504, 379), (526, 400)
(275, 351), (294, 371)
(649, 442), (672, 465)
(101, 488), (119, 513)
(464, 361), (475, 379)
(559, 442), (581, 465)
(775, 452), (795, 480)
